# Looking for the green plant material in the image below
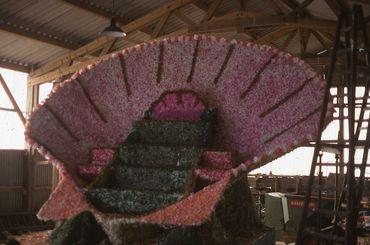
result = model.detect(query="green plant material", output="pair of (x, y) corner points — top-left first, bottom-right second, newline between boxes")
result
(86, 189), (182, 215)
(49, 211), (107, 245)
(118, 145), (201, 168)
(113, 165), (194, 192)
(129, 120), (213, 146)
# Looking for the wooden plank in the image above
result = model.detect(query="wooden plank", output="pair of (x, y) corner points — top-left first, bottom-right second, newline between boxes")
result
(60, 0), (130, 24)
(280, 29), (297, 50)
(255, 26), (296, 44)
(0, 73), (26, 125)
(0, 17), (80, 50)
(0, 59), (30, 73)
(30, 0), (195, 79)
(152, 12), (171, 38)
(25, 83), (39, 211)
(29, 36), (114, 78)
(0, 186), (24, 192)
(120, 0), (195, 33)
(236, 0), (246, 11)
(289, 0), (314, 15)
(59, 0), (151, 36)
(0, 107), (16, 112)
(312, 30), (332, 51)
(100, 39), (116, 56)
(324, 0), (342, 16)
(28, 28), (189, 86)
(201, 0), (223, 22)
(174, 9), (196, 26)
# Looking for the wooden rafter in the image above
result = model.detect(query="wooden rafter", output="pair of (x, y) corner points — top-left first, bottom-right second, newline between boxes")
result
(264, 0), (286, 14)
(59, 0), (130, 24)
(236, 0), (247, 11)
(299, 28), (310, 55)
(59, 0), (151, 37)
(191, 1), (208, 12)
(191, 15), (338, 33)
(29, 36), (114, 78)
(0, 73), (26, 125)
(29, 0), (195, 79)
(0, 58), (31, 73)
(280, 29), (297, 50)
(0, 14), (81, 50)
(255, 26), (296, 44)
(324, 0), (342, 16)
(289, 0), (314, 15)
(152, 12), (171, 38)
(201, 0), (223, 22)
(27, 28), (189, 86)
(100, 39), (116, 56)
(312, 30), (332, 51)
(173, 9), (196, 26)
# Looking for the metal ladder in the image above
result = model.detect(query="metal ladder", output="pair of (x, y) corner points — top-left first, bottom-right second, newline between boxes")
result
(296, 5), (370, 244)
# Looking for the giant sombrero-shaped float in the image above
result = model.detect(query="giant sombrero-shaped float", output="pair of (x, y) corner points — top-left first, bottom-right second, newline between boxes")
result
(25, 35), (334, 244)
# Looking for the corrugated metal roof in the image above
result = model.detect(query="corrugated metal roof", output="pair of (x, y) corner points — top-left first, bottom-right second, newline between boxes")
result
(0, 0), (365, 72)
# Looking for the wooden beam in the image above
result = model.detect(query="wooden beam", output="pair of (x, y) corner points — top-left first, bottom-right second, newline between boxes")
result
(190, 15), (337, 33)
(30, 0), (195, 79)
(0, 107), (16, 112)
(29, 36), (114, 78)
(152, 12), (171, 38)
(27, 28), (189, 86)
(201, 0), (223, 22)
(59, 0), (151, 36)
(0, 58), (31, 73)
(312, 30), (332, 51)
(0, 73), (26, 125)
(236, 0), (247, 11)
(121, 0), (195, 33)
(324, 0), (342, 16)
(289, 0), (314, 15)
(255, 26), (296, 44)
(264, 0), (286, 14)
(191, 1), (209, 12)
(280, 29), (297, 50)
(59, 0), (130, 24)
(173, 9), (196, 26)
(0, 16), (80, 50)
(100, 39), (116, 56)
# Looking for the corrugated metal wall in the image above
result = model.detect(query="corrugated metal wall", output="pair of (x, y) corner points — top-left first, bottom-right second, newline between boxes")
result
(0, 150), (52, 212)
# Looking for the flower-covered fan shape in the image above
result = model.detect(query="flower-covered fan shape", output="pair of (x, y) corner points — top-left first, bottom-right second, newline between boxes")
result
(25, 35), (333, 244)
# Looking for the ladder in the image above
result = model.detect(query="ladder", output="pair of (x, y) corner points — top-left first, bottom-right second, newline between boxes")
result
(296, 5), (370, 244)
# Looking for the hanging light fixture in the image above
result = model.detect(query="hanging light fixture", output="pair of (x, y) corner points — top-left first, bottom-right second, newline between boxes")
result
(101, 0), (126, 37)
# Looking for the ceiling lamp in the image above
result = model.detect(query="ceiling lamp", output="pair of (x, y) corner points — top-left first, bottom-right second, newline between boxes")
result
(101, 0), (126, 37)
(101, 17), (126, 37)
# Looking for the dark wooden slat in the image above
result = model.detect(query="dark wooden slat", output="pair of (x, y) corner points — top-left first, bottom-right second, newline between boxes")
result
(43, 104), (79, 142)
(156, 43), (164, 84)
(240, 54), (277, 99)
(187, 39), (200, 83)
(0, 17), (80, 50)
(118, 56), (131, 96)
(75, 77), (107, 122)
(264, 105), (322, 143)
(259, 77), (314, 118)
(213, 44), (235, 84)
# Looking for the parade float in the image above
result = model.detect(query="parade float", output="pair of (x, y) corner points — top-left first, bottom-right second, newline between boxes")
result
(25, 34), (333, 244)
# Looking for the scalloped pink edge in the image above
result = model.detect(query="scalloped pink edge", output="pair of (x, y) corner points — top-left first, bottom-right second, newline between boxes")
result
(25, 34), (333, 181)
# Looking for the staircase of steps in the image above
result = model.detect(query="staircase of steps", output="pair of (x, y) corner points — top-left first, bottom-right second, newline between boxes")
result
(86, 113), (215, 216)
(78, 149), (115, 181)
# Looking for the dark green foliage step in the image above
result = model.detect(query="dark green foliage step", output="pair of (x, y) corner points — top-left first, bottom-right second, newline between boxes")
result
(49, 211), (107, 245)
(125, 120), (213, 146)
(113, 165), (194, 192)
(86, 189), (182, 215)
(118, 145), (201, 168)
